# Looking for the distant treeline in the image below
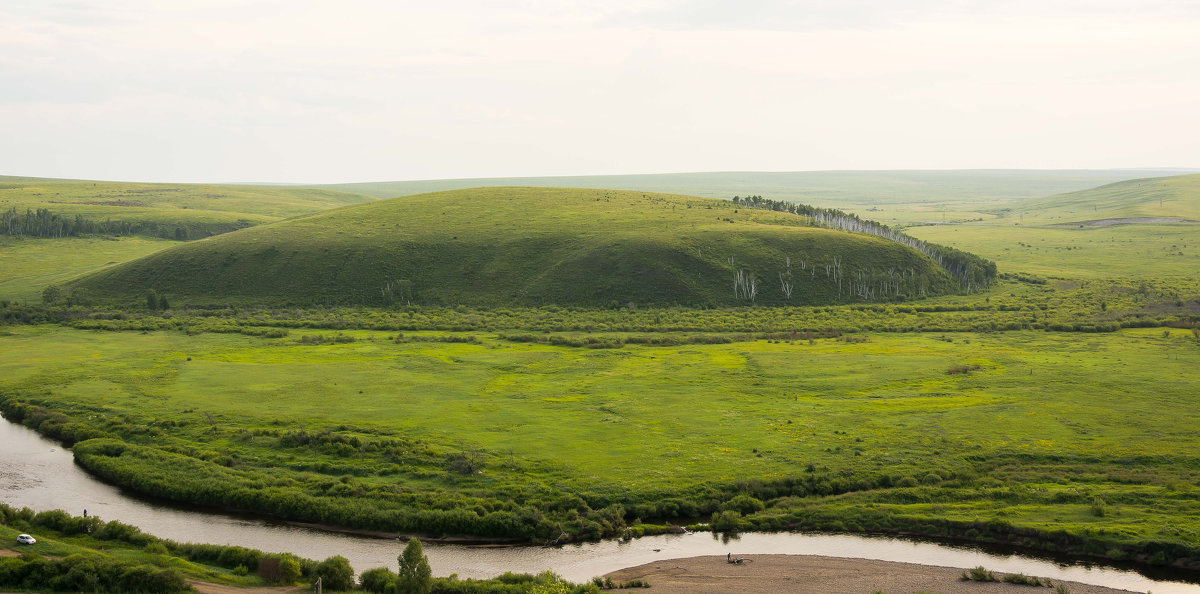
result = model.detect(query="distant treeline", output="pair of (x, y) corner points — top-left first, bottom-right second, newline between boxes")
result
(732, 195), (998, 290)
(1, 207), (253, 240)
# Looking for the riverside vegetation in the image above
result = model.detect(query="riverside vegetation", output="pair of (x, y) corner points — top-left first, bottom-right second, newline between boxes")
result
(1, 173), (1199, 584)
(0, 505), (598, 593)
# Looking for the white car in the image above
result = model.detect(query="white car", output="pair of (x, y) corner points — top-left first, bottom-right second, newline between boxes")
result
(16, 534), (35, 545)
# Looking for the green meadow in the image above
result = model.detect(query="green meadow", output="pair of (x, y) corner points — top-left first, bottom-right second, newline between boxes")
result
(3, 325), (1198, 489)
(0, 177), (372, 223)
(910, 222), (1200, 279)
(1, 172), (1199, 572)
(0, 236), (176, 302)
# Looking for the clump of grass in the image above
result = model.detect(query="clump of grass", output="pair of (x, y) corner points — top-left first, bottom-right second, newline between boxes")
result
(961, 566), (997, 582)
(947, 363), (983, 375)
(1002, 572), (1051, 586)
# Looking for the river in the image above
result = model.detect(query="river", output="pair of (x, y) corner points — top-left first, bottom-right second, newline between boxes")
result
(1, 418), (1197, 592)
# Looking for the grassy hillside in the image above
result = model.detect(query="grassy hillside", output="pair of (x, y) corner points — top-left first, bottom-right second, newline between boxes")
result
(908, 174), (1200, 280)
(69, 187), (966, 308)
(1000, 173), (1200, 224)
(0, 177), (373, 239)
(0, 236), (176, 302)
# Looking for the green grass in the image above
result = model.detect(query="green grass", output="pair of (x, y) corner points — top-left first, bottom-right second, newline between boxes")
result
(0, 236), (177, 302)
(0, 177), (373, 231)
(67, 187), (963, 308)
(4, 326), (1196, 486)
(909, 222), (1200, 279)
(904, 174), (1200, 280)
(1003, 174), (1200, 224)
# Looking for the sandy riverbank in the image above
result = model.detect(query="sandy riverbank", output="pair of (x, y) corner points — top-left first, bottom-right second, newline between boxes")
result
(603, 554), (1140, 593)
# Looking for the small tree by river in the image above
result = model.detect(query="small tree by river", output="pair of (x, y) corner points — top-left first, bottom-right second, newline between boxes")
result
(397, 537), (432, 594)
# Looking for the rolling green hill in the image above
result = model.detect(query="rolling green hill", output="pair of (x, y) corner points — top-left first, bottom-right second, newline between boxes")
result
(1002, 173), (1200, 224)
(907, 174), (1200, 279)
(0, 176), (374, 239)
(69, 187), (974, 308)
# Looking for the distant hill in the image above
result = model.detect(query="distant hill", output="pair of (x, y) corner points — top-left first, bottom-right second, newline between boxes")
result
(0, 178), (373, 240)
(68, 187), (977, 308)
(1003, 174), (1200, 225)
(309, 170), (1172, 207)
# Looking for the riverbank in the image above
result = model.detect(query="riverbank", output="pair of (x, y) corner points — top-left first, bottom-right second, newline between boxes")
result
(603, 555), (1139, 593)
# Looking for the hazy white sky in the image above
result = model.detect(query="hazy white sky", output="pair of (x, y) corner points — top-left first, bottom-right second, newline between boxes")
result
(2, 0), (1199, 183)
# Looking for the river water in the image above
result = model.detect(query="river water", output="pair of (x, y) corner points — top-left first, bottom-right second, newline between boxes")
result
(2, 418), (1197, 592)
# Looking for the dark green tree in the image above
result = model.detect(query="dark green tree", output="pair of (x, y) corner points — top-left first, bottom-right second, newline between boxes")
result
(42, 285), (62, 305)
(397, 538), (432, 594)
(146, 289), (159, 311)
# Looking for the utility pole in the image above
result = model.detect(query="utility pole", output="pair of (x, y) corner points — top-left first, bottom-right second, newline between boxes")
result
(315, 577), (322, 594)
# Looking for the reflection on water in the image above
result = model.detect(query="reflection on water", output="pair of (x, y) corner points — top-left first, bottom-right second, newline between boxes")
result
(2, 418), (1197, 592)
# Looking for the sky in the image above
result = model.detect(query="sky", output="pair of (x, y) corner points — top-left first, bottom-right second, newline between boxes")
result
(2, 0), (1199, 184)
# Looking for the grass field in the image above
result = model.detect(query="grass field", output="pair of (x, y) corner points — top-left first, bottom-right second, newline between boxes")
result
(0, 236), (177, 302)
(3, 326), (1197, 488)
(895, 174), (1200, 282)
(0, 176), (373, 233)
(909, 222), (1200, 279)
(1004, 174), (1200, 224)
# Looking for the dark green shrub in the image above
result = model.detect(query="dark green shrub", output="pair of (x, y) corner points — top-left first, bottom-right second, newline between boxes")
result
(361, 567), (398, 593)
(722, 495), (764, 515)
(710, 510), (743, 533)
(258, 554), (302, 585)
(314, 555), (355, 591)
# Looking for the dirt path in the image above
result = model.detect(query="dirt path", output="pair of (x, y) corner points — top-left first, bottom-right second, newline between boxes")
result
(603, 555), (1138, 593)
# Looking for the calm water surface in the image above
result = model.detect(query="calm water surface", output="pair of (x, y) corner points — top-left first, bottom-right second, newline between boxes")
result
(2, 418), (1197, 592)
